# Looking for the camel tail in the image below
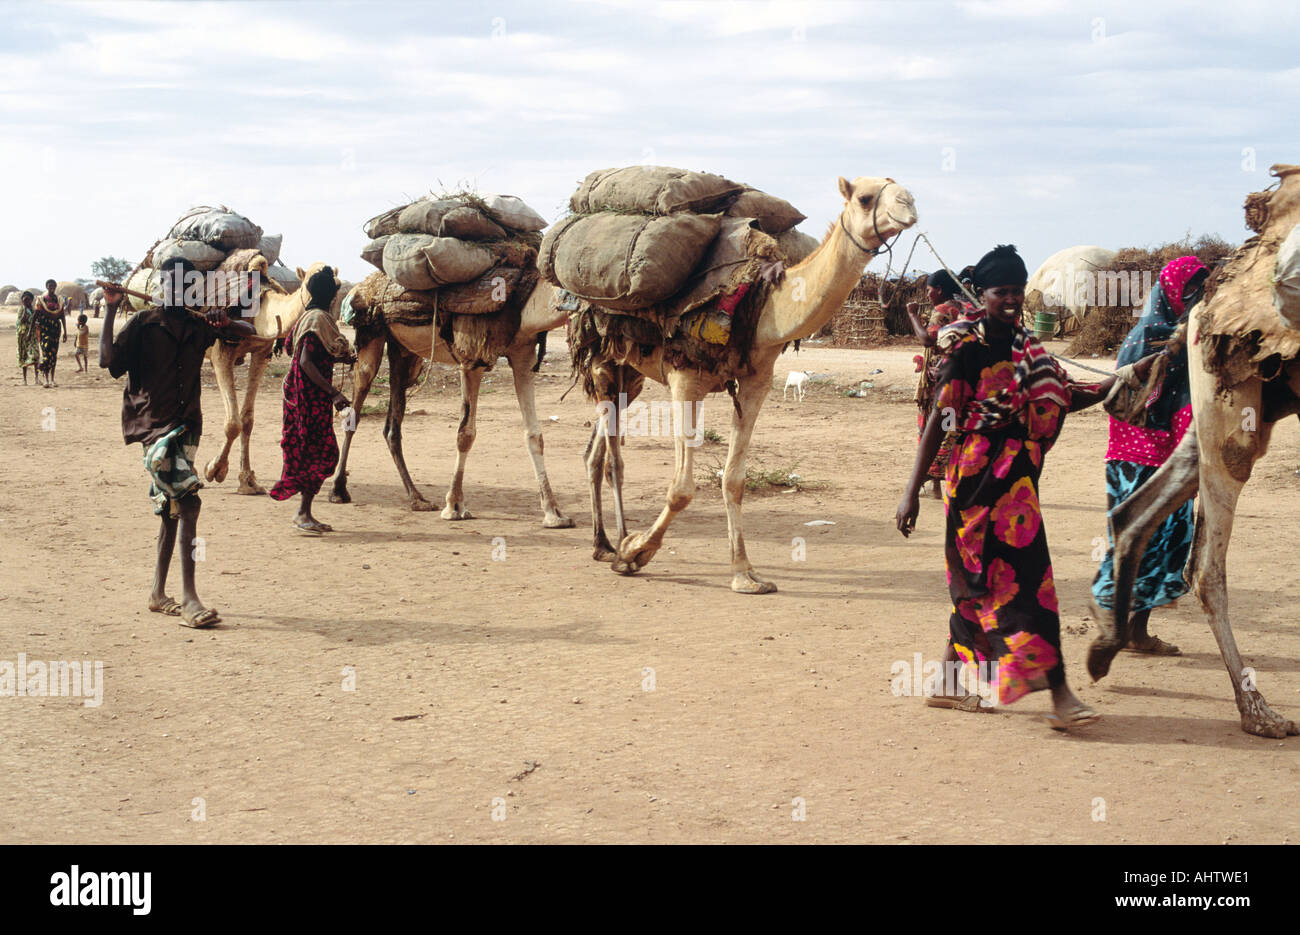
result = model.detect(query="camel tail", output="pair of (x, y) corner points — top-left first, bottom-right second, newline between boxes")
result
(533, 329), (547, 373)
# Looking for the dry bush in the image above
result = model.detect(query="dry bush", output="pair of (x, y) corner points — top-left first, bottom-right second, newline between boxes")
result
(1067, 235), (1236, 356)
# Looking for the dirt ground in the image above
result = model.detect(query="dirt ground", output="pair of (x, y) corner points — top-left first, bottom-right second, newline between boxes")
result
(1, 321), (1297, 844)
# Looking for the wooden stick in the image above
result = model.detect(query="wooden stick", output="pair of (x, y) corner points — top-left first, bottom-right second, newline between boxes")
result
(94, 279), (153, 302)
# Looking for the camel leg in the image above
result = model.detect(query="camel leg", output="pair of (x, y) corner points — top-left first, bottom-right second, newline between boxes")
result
(605, 413), (631, 546)
(506, 344), (573, 528)
(1192, 408), (1296, 737)
(585, 417), (617, 562)
(330, 332), (385, 504)
(383, 340), (435, 512)
(722, 373), (777, 594)
(1087, 425), (1200, 679)
(610, 368), (646, 545)
(613, 369), (700, 577)
(235, 347), (270, 495)
(441, 365), (484, 520)
(203, 343), (241, 485)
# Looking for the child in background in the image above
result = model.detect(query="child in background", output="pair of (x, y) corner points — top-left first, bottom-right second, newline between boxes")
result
(74, 315), (90, 372)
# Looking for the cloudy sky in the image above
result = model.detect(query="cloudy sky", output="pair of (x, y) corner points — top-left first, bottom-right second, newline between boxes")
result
(1, 0), (1296, 287)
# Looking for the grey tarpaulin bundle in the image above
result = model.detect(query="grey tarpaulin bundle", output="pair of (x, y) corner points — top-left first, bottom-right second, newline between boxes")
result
(346, 191), (550, 367)
(542, 165), (816, 387)
(125, 206), (295, 312)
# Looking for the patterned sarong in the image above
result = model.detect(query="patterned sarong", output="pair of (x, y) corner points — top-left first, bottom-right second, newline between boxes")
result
(142, 425), (203, 517)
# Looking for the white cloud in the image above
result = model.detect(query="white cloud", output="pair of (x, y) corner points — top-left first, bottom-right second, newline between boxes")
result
(0, 0), (1293, 284)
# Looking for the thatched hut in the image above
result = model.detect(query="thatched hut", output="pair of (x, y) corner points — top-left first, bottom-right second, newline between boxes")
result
(830, 272), (930, 346)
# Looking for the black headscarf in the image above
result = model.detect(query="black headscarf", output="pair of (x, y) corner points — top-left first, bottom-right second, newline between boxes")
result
(928, 268), (959, 300)
(972, 244), (1028, 290)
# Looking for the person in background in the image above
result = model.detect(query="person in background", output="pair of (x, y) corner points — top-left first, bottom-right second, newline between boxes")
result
(16, 291), (40, 385)
(34, 279), (66, 387)
(1091, 256), (1209, 656)
(74, 314), (90, 372)
(268, 266), (354, 534)
(906, 269), (976, 498)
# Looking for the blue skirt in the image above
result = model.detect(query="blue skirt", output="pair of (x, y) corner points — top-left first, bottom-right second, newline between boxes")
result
(1092, 460), (1194, 612)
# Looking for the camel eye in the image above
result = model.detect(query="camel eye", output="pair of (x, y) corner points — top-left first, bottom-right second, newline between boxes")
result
(859, 195), (873, 207)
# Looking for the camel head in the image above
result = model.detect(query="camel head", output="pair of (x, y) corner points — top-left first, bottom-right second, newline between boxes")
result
(295, 263), (342, 315)
(836, 176), (918, 250)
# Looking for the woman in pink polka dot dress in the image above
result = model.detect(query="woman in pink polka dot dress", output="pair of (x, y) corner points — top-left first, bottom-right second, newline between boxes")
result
(1091, 256), (1209, 655)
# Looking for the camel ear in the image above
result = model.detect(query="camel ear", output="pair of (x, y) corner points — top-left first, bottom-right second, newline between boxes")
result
(296, 266), (306, 281)
(838, 176), (853, 201)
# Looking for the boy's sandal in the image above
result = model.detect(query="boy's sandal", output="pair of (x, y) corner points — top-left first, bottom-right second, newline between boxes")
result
(148, 597), (183, 616)
(180, 607), (220, 629)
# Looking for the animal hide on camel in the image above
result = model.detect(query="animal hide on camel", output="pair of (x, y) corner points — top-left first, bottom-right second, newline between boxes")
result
(1199, 164), (1300, 391)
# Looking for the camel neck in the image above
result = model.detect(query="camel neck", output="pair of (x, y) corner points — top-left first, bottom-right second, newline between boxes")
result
(755, 217), (876, 347)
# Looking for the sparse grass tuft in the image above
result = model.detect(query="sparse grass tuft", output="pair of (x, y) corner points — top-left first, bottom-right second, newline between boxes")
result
(695, 454), (824, 493)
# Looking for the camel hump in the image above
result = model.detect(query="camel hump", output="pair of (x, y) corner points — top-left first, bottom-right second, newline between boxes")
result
(1271, 163), (1300, 178)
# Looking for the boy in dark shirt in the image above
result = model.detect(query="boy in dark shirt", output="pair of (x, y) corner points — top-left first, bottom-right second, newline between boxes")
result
(100, 257), (255, 628)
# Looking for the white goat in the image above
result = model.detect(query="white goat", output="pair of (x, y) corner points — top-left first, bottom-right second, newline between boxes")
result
(783, 370), (811, 401)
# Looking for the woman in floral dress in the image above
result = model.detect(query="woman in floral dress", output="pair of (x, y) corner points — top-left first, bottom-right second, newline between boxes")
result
(906, 268), (978, 497)
(897, 245), (1156, 729)
(16, 291), (41, 384)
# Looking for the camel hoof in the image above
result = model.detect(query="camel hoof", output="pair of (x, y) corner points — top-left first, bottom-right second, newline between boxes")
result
(1241, 716), (1297, 739)
(731, 571), (778, 594)
(237, 482), (267, 496)
(205, 459), (228, 484)
(329, 487), (351, 504)
(593, 546), (617, 563)
(440, 503), (473, 520)
(410, 498), (437, 513)
(1240, 700), (1299, 738)
(613, 533), (658, 575)
(543, 513), (575, 529)
(1085, 637), (1121, 682)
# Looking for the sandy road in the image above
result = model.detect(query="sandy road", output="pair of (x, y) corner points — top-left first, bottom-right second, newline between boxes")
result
(0, 327), (1297, 843)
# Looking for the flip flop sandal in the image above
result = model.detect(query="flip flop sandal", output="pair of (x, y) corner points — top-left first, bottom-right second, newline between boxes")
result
(1122, 636), (1182, 656)
(149, 597), (183, 616)
(1045, 704), (1100, 731)
(924, 693), (995, 713)
(181, 607), (221, 629)
(294, 522), (324, 536)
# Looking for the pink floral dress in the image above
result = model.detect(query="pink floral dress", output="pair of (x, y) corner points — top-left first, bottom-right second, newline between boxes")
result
(933, 323), (1071, 705)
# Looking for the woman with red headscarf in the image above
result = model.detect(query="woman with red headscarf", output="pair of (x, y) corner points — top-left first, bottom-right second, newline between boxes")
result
(1091, 256), (1208, 656)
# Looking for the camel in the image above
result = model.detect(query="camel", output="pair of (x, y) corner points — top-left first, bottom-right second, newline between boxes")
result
(328, 280), (574, 528)
(1089, 163), (1300, 738)
(203, 261), (335, 494)
(578, 175), (917, 593)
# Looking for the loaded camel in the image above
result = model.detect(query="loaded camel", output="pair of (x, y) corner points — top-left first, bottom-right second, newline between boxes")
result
(203, 260), (336, 494)
(1090, 163), (1300, 738)
(328, 279), (574, 528)
(581, 175), (917, 593)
